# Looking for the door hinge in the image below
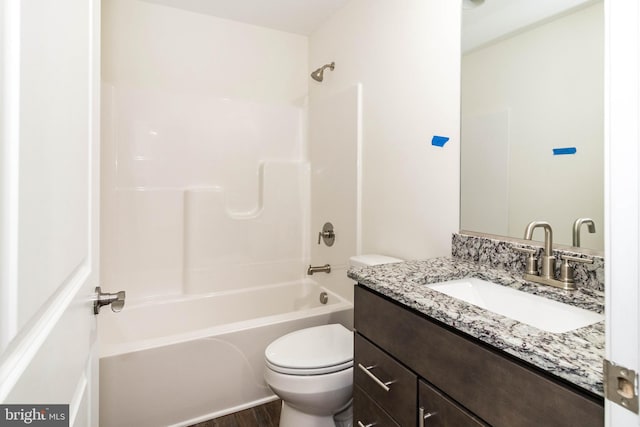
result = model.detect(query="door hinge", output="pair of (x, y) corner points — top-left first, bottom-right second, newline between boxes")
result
(604, 359), (639, 414)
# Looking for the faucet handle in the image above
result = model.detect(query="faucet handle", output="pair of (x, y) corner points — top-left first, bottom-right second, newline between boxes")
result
(560, 254), (594, 264)
(559, 255), (594, 285)
(317, 222), (335, 246)
(514, 246), (538, 275)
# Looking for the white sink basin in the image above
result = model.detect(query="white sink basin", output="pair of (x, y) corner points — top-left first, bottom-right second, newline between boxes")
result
(427, 277), (604, 333)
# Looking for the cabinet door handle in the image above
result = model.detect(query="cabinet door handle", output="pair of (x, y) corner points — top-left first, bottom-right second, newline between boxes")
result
(419, 407), (438, 427)
(357, 422), (376, 427)
(357, 363), (395, 392)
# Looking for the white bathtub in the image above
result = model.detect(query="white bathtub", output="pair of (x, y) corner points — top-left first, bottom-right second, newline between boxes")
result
(98, 279), (353, 427)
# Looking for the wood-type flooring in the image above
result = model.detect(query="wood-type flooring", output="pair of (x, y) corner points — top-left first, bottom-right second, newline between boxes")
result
(189, 400), (281, 427)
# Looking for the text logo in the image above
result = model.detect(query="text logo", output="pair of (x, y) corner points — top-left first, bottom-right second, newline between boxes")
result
(0, 405), (68, 426)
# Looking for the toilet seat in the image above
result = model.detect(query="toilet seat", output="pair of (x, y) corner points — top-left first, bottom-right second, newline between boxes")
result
(265, 324), (353, 376)
(265, 359), (353, 375)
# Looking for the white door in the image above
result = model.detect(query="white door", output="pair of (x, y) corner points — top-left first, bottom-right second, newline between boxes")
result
(0, 0), (101, 426)
(605, 0), (640, 425)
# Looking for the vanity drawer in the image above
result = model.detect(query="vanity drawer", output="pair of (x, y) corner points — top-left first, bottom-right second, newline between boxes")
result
(355, 285), (604, 427)
(418, 380), (488, 427)
(354, 386), (400, 427)
(355, 333), (416, 427)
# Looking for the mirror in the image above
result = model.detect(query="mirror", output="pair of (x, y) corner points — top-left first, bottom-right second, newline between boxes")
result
(460, 0), (604, 251)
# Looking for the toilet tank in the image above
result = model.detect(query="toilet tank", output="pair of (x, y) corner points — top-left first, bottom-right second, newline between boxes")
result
(349, 254), (403, 268)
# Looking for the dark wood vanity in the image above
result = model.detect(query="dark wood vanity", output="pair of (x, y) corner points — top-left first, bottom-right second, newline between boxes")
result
(353, 285), (604, 427)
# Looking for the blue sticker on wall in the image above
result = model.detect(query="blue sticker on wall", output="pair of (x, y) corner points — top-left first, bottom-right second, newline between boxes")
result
(432, 136), (449, 147)
(552, 147), (577, 155)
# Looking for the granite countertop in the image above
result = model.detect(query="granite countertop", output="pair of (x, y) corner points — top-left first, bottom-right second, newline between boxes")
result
(348, 257), (605, 396)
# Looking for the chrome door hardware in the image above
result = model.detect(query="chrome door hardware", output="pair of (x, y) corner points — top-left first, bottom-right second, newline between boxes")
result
(357, 363), (395, 392)
(357, 422), (375, 427)
(604, 359), (639, 413)
(419, 407), (437, 427)
(307, 264), (331, 275)
(94, 286), (126, 315)
(317, 222), (335, 246)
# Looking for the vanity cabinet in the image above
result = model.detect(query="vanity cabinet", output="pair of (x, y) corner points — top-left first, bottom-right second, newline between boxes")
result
(353, 285), (604, 427)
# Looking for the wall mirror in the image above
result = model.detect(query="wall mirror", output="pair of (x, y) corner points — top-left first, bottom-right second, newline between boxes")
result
(460, 0), (604, 252)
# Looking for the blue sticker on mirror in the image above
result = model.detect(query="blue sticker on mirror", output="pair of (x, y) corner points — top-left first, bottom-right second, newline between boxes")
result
(432, 136), (449, 147)
(552, 147), (577, 155)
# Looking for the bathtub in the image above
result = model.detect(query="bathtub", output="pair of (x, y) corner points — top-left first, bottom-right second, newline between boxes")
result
(98, 279), (353, 427)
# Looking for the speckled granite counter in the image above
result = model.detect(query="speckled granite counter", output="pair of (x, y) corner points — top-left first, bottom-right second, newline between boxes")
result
(348, 257), (605, 397)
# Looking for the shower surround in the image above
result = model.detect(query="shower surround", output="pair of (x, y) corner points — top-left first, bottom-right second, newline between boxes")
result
(101, 87), (309, 299)
(101, 0), (310, 300)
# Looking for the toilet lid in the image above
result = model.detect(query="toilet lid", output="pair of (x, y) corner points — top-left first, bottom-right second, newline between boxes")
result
(265, 324), (353, 375)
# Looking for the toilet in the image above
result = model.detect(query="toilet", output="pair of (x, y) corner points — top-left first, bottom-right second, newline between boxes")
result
(264, 254), (403, 427)
(348, 254), (403, 269)
(264, 324), (353, 427)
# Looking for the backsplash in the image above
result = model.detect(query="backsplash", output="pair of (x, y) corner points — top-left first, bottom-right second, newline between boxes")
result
(452, 232), (604, 292)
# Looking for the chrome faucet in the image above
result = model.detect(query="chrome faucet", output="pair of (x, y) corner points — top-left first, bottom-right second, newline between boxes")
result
(519, 220), (593, 290)
(572, 218), (596, 247)
(524, 221), (555, 279)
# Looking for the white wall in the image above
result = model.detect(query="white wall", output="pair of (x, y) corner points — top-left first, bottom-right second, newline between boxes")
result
(101, 0), (309, 300)
(102, 0), (308, 102)
(308, 84), (361, 300)
(309, 0), (461, 262)
(462, 3), (604, 250)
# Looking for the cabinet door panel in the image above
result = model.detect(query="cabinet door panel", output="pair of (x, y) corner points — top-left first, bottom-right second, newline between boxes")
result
(419, 380), (488, 427)
(354, 386), (400, 427)
(355, 334), (416, 426)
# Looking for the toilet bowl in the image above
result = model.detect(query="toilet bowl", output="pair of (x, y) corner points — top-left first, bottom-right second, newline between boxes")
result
(264, 324), (353, 427)
(264, 254), (403, 427)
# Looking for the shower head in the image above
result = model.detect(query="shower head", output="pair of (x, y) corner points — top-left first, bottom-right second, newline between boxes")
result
(311, 62), (335, 82)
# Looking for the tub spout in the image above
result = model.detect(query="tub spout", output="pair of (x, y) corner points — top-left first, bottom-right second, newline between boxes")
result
(307, 264), (331, 275)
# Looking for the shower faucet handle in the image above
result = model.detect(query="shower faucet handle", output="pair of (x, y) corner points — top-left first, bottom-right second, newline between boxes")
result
(317, 222), (335, 246)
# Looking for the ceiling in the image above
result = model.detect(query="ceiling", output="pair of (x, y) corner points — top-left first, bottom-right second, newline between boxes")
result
(139, 0), (600, 48)
(463, 0), (601, 53)
(139, 0), (349, 35)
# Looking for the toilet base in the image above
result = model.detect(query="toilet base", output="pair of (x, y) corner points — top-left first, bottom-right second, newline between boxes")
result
(333, 403), (353, 427)
(279, 401), (337, 427)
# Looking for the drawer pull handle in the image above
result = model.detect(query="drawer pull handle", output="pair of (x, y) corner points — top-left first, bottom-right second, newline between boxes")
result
(357, 363), (395, 392)
(357, 422), (376, 427)
(419, 407), (438, 427)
